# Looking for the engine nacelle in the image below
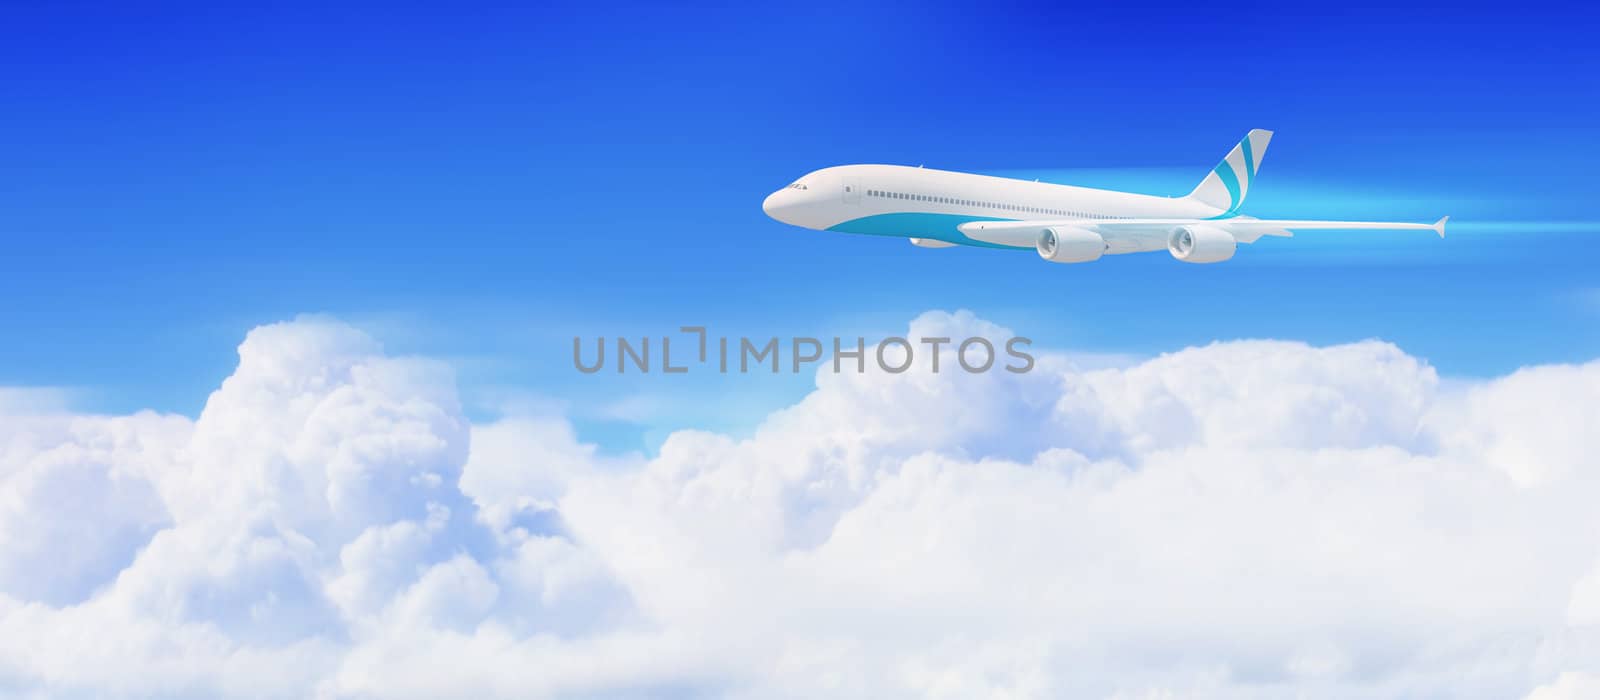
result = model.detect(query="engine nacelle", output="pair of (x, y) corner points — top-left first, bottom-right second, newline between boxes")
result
(1036, 226), (1105, 264)
(1167, 225), (1237, 263)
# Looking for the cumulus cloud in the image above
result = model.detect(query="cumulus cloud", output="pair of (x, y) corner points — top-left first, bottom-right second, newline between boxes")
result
(1525, 672), (1600, 700)
(0, 411), (184, 604)
(1, 310), (1598, 698)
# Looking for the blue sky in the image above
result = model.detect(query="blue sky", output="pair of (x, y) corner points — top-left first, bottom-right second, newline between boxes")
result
(3, 1), (1596, 448)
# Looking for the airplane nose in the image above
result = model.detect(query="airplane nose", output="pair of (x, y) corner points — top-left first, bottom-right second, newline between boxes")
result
(762, 189), (798, 224)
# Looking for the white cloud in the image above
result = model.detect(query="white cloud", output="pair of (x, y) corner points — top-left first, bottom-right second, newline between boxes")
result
(0, 411), (186, 604)
(459, 416), (609, 538)
(1525, 672), (1600, 700)
(1060, 338), (1436, 455)
(1, 310), (1598, 698)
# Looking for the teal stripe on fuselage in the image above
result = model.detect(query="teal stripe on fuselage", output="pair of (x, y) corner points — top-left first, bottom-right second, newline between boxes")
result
(825, 212), (1021, 248)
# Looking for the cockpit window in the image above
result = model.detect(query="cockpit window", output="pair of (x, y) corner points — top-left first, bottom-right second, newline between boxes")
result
(786, 183), (809, 190)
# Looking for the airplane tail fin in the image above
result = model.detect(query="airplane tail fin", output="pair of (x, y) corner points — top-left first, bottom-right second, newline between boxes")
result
(1185, 129), (1273, 216)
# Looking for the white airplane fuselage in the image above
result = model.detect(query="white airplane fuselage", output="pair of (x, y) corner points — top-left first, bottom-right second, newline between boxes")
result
(761, 164), (1216, 253)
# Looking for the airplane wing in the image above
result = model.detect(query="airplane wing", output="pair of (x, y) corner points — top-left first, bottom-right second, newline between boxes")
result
(958, 216), (1448, 249)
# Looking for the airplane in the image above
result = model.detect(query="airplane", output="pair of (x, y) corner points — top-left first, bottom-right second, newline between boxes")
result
(760, 130), (1446, 264)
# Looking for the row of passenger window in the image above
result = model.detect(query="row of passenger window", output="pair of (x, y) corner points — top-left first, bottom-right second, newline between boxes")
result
(866, 189), (1128, 220)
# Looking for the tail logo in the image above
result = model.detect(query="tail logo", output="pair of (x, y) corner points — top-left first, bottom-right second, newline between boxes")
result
(1215, 133), (1260, 214)
(1187, 129), (1272, 217)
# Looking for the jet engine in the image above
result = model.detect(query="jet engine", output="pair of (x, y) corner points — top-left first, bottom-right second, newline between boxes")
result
(1167, 225), (1237, 263)
(1036, 227), (1106, 264)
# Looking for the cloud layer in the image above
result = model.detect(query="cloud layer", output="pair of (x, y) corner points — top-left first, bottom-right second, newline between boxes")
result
(2, 311), (1598, 698)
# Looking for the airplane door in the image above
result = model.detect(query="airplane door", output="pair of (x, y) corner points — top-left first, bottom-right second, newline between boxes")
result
(842, 180), (861, 204)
